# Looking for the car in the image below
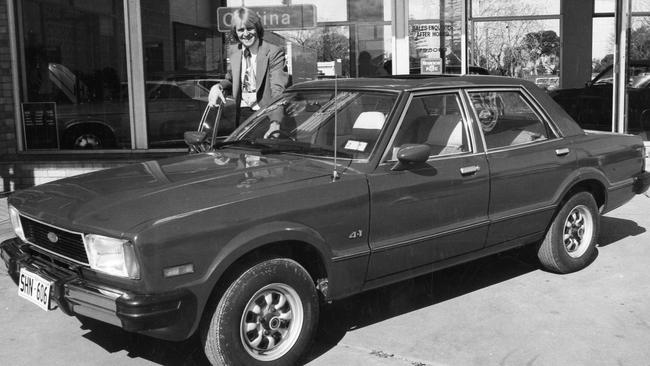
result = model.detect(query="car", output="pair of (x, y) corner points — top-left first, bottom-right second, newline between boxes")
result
(550, 60), (650, 139)
(3, 75), (649, 365)
(39, 63), (237, 149)
(534, 75), (559, 91)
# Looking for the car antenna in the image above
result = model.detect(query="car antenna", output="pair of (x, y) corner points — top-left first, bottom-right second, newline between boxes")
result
(332, 73), (341, 182)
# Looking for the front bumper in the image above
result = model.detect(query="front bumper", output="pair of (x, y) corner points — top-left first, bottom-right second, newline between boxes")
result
(1, 238), (197, 341)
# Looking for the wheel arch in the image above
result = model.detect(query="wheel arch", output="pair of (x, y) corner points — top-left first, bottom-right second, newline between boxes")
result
(195, 223), (332, 337)
(561, 178), (607, 212)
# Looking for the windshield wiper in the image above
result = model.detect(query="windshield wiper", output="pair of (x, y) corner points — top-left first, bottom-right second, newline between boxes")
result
(217, 139), (355, 158)
(263, 142), (355, 158)
(215, 138), (271, 149)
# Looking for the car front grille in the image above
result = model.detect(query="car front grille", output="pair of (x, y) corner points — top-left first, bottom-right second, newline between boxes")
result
(20, 216), (89, 265)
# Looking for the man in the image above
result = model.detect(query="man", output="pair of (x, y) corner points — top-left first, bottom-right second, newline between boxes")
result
(208, 7), (291, 126)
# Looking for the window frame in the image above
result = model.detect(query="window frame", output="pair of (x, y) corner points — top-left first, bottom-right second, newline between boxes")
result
(463, 86), (561, 153)
(381, 88), (477, 163)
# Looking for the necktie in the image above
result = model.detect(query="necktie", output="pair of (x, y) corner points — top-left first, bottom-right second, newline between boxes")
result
(243, 48), (255, 93)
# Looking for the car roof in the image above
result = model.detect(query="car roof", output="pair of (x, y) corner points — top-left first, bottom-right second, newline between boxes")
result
(289, 75), (533, 92)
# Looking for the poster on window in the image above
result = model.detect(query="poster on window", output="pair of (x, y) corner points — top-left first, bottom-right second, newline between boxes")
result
(410, 24), (442, 59)
(420, 58), (443, 74)
(21, 102), (59, 149)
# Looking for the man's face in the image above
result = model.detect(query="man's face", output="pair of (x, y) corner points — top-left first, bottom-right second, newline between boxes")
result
(236, 23), (258, 49)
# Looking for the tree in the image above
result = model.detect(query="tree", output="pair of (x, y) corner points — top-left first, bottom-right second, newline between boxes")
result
(281, 28), (351, 76)
(519, 30), (560, 75)
(630, 25), (650, 60)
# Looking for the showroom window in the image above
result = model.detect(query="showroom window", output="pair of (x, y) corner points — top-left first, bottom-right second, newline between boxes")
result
(140, 0), (229, 149)
(628, 1), (650, 139)
(469, 0), (560, 87)
(17, 0), (129, 150)
(239, 0), (393, 78)
(408, 0), (464, 75)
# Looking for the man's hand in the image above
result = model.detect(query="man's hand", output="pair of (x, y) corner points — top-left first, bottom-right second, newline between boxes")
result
(208, 84), (226, 107)
(263, 121), (281, 139)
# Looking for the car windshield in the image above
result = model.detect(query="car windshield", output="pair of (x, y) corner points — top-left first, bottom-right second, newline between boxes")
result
(225, 90), (398, 160)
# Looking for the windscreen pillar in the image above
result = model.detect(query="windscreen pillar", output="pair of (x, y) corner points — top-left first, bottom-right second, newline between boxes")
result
(560, 0), (594, 89)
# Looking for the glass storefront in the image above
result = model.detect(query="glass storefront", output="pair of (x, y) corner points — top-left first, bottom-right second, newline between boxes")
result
(628, 1), (650, 139)
(408, 0), (463, 75)
(469, 0), (560, 85)
(10, 0), (649, 153)
(140, 0), (230, 148)
(18, 0), (130, 150)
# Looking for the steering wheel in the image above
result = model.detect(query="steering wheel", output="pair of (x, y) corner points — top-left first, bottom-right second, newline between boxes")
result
(268, 129), (296, 141)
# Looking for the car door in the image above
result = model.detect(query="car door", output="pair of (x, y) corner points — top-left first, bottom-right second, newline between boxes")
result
(466, 88), (578, 247)
(365, 91), (490, 280)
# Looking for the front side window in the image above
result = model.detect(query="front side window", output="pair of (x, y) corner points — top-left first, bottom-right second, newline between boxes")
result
(390, 93), (469, 159)
(231, 90), (397, 161)
(468, 90), (554, 150)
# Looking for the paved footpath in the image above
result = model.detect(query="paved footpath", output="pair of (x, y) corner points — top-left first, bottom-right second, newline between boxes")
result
(1, 195), (649, 365)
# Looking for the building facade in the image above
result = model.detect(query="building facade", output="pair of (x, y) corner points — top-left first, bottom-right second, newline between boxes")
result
(1, 0), (649, 192)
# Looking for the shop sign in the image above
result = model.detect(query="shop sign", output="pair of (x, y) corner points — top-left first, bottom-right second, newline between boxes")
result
(420, 58), (443, 74)
(216, 5), (317, 32)
(21, 102), (59, 149)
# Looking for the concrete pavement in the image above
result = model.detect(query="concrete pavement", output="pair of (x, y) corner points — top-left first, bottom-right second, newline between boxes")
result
(1, 195), (650, 365)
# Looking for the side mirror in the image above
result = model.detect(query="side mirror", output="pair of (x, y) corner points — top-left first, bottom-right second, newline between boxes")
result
(391, 144), (431, 171)
(184, 130), (208, 153)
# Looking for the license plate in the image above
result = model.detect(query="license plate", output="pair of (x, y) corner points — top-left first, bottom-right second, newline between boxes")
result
(18, 267), (53, 311)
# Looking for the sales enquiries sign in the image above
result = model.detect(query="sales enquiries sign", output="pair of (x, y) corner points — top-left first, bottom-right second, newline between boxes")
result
(216, 5), (317, 32)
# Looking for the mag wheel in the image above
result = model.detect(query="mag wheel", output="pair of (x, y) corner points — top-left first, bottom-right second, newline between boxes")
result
(203, 258), (319, 366)
(538, 192), (600, 274)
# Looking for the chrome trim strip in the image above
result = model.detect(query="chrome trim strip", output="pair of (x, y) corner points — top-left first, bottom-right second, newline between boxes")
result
(372, 220), (490, 254)
(331, 250), (370, 263)
(19, 213), (85, 236)
(27, 242), (89, 266)
(609, 177), (635, 191)
(489, 204), (555, 224)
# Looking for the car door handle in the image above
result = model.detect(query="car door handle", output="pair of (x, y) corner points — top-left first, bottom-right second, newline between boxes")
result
(460, 165), (480, 176)
(555, 148), (570, 156)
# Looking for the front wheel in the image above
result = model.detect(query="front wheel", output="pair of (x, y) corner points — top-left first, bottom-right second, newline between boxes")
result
(537, 192), (600, 273)
(202, 258), (319, 366)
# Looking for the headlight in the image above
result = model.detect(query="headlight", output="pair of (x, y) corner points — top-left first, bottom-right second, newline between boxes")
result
(8, 205), (26, 242)
(83, 234), (140, 279)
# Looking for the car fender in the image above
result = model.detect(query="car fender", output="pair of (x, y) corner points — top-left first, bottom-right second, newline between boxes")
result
(63, 119), (117, 134)
(204, 219), (333, 291)
(556, 166), (610, 206)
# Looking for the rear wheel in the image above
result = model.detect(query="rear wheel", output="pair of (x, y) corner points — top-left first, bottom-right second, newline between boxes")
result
(63, 125), (116, 149)
(202, 258), (319, 366)
(538, 192), (600, 273)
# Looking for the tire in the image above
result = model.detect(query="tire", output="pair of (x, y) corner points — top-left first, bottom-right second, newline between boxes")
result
(202, 258), (319, 366)
(538, 192), (600, 274)
(63, 125), (116, 149)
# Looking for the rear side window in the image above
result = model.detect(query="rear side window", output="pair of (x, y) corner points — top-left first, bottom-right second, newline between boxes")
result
(468, 90), (555, 150)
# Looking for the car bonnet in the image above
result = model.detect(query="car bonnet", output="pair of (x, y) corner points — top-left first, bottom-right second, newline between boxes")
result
(8, 151), (334, 236)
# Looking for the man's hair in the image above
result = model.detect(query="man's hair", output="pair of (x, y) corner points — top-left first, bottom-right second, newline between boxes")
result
(230, 7), (264, 43)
